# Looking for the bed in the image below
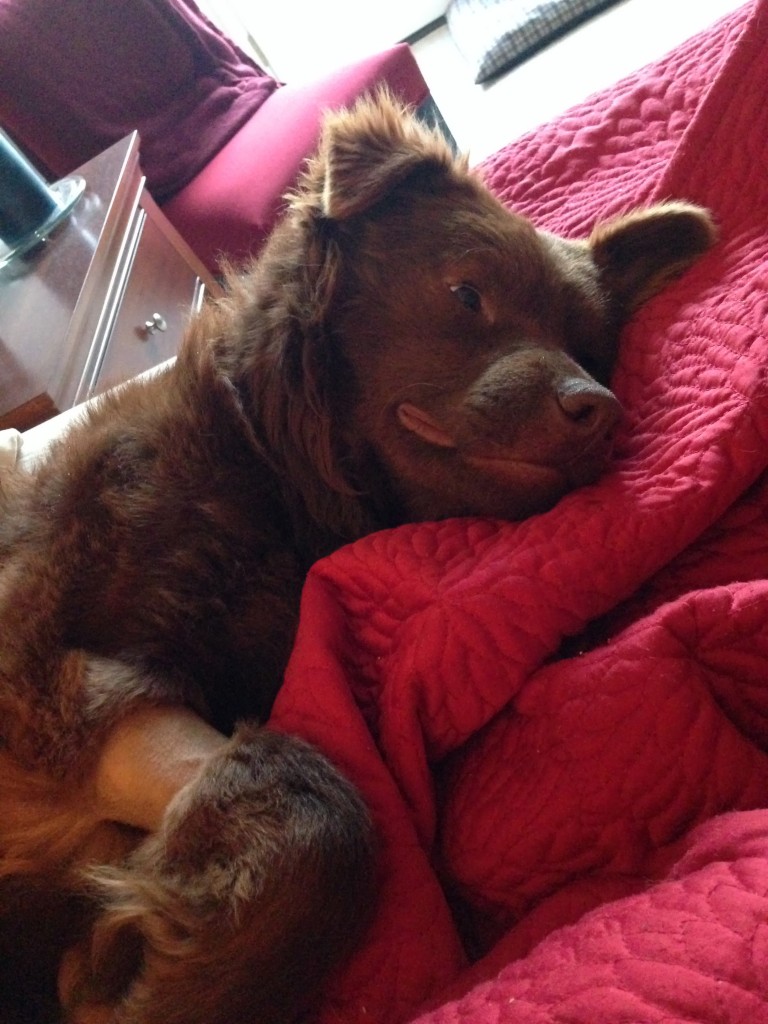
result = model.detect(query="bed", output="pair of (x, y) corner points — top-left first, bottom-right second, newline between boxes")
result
(5, 1), (767, 1020)
(264, 1), (768, 1020)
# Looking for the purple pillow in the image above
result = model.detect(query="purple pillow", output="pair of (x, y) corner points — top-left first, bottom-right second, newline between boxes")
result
(0, 0), (279, 201)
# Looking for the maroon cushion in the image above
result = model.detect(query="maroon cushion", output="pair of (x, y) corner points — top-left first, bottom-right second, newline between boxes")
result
(162, 43), (431, 273)
(0, 0), (278, 201)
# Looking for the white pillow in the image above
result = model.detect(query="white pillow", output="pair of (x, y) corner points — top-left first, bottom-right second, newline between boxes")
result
(446, 0), (622, 83)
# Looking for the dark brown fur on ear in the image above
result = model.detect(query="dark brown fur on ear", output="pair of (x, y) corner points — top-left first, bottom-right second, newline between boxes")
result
(208, 246), (375, 549)
(292, 89), (467, 221)
(590, 201), (717, 314)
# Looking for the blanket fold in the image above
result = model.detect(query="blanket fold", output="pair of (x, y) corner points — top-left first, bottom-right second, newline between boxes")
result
(270, 2), (768, 1020)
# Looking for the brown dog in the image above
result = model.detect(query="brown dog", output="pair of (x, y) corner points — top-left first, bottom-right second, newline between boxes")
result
(0, 93), (714, 1023)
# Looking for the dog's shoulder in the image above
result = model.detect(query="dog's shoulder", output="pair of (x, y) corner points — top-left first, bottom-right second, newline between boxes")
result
(0, 316), (259, 549)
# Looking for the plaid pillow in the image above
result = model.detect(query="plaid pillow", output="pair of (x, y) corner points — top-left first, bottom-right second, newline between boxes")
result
(446, 0), (624, 83)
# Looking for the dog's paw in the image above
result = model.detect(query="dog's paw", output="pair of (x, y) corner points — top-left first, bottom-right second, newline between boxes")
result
(63, 726), (375, 1024)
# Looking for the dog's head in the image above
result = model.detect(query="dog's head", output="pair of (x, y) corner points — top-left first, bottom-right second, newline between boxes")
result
(232, 92), (715, 530)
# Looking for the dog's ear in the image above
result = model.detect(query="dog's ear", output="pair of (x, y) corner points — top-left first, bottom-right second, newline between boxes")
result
(213, 243), (376, 542)
(306, 90), (463, 221)
(589, 202), (717, 314)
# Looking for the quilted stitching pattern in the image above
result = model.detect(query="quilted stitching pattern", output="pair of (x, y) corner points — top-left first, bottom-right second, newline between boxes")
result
(269, 3), (768, 1021)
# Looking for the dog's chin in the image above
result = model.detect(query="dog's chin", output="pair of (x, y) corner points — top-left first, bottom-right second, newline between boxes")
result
(463, 449), (611, 516)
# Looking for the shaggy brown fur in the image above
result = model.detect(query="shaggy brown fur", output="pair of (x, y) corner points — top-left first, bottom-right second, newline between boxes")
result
(0, 92), (715, 1023)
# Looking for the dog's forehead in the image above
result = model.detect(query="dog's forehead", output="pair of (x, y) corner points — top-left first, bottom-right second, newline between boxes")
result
(353, 189), (550, 281)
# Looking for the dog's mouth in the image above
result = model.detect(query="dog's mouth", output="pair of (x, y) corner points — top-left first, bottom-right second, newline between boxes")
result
(396, 401), (615, 489)
(464, 446), (610, 490)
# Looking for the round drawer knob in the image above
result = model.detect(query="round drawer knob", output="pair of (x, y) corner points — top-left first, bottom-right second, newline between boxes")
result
(143, 312), (168, 336)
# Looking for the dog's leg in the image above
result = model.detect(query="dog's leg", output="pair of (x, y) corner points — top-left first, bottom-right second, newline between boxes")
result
(0, 655), (227, 878)
(93, 702), (229, 831)
(61, 723), (376, 1024)
(1, 644), (375, 1024)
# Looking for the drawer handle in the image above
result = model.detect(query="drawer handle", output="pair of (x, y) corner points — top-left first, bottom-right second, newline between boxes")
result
(143, 312), (168, 336)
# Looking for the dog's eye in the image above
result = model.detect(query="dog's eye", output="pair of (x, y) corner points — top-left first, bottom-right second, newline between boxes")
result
(450, 283), (481, 313)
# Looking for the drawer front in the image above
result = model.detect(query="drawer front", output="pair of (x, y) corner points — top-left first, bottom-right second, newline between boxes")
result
(89, 209), (205, 397)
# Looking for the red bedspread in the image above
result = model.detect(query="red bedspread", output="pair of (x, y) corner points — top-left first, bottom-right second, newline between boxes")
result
(271, 2), (768, 1020)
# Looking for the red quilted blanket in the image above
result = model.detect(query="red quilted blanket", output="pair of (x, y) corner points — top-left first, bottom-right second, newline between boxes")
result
(271, 2), (768, 1021)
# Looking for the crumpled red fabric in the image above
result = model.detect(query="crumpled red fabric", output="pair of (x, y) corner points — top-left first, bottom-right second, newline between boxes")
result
(270, 2), (768, 1020)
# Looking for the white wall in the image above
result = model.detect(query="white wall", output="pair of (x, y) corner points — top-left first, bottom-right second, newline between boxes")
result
(200, 0), (448, 80)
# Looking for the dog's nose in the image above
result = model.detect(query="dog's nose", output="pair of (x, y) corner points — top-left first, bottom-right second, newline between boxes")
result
(556, 378), (622, 438)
